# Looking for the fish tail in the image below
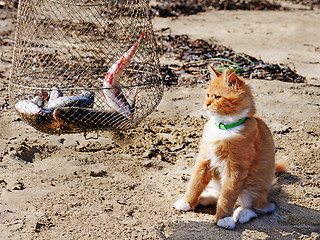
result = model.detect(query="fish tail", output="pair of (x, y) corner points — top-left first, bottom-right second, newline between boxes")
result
(117, 31), (145, 74)
(127, 31), (145, 57)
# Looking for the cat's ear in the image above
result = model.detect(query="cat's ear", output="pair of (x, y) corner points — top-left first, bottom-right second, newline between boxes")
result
(225, 69), (243, 90)
(208, 65), (222, 79)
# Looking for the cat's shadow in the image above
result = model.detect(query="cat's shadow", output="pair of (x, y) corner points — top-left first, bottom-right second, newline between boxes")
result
(157, 203), (319, 240)
(157, 174), (319, 240)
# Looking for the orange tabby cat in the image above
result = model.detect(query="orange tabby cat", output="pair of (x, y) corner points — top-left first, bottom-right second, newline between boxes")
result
(174, 66), (285, 229)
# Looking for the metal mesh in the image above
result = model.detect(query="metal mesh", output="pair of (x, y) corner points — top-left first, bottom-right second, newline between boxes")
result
(9, 0), (163, 134)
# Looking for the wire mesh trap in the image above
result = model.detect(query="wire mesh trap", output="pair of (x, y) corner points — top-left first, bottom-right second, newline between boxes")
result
(9, 0), (163, 135)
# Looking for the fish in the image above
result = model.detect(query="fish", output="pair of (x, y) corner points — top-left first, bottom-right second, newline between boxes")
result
(102, 31), (145, 120)
(47, 87), (63, 108)
(14, 90), (95, 134)
(46, 91), (94, 111)
(14, 96), (57, 134)
(14, 94), (48, 115)
(45, 90), (95, 131)
(53, 107), (132, 131)
(15, 99), (43, 115)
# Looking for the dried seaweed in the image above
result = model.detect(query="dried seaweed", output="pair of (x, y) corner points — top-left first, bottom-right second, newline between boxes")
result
(155, 30), (305, 85)
(151, 0), (320, 17)
(285, 0), (320, 9)
(151, 0), (284, 17)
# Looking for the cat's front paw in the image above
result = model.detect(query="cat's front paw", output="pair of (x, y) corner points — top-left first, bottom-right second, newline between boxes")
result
(217, 217), (236, 229)
(174, 199), (193, 211)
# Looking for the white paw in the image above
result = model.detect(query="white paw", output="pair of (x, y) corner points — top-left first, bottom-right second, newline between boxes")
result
(174, 199), (192, 211)
(217, 217), (236, 229)
(233, 207), (257, 224)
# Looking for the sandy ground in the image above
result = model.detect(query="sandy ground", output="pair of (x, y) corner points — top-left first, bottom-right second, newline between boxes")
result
(1, 6), (320, 240)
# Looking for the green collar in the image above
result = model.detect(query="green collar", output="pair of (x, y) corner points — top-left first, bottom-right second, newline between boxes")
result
(214, 117), (247, 130)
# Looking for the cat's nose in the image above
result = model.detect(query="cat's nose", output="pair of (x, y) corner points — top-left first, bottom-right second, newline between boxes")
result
(205, 102), (210, 108)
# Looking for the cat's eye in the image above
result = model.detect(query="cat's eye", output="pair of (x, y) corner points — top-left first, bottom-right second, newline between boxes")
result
(206, 93), (221, 99)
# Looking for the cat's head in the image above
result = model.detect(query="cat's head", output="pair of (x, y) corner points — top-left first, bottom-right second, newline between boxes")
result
(205, 66), (255, 119)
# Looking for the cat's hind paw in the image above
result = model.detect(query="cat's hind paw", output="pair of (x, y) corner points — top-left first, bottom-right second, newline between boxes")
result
(233, 207), (257, 224)
(217, 217), (236, 229)
(174, 199), (193, 211)
(254, 203), (276, 214)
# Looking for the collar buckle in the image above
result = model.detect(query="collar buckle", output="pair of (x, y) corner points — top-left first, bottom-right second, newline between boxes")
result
(218, 123), (227, 130)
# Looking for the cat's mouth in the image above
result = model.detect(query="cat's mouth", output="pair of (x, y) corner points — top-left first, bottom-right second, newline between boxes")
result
(204, 104), (218, 113)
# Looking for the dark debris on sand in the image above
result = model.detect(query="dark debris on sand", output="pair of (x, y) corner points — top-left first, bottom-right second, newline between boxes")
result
(151, 0), (320, 17)
(285, 0), (320, 9)
(0, 0), (19, 9)
(155, 29), (305, 86)
(151, 0), (284, 17)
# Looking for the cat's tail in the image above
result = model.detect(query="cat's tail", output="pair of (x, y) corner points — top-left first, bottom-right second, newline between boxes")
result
(275, 158), (288, 173)
(272, 159), (288, 185)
